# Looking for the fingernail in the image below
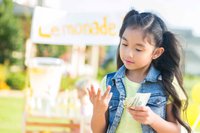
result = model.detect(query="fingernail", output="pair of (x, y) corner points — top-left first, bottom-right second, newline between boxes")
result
(130, 106), (135, 110)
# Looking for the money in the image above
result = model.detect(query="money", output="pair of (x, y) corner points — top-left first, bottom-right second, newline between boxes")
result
(124, 93), (151, 108)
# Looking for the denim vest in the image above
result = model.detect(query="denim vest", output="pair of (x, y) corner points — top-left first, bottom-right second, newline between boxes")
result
(106, 65), (167, 133)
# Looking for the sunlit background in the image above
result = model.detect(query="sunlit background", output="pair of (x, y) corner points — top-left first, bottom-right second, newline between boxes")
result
(0, 0), (200, 133)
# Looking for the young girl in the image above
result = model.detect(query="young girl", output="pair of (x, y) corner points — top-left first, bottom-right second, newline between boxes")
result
(88, 9), (191, 133)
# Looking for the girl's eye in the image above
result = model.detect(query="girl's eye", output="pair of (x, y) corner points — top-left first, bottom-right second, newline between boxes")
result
(136, 49), (142, 52)
(122, 43), (128, 46)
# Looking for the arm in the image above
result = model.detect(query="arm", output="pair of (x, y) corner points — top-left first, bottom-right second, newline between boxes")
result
(150, 104), (180, 133)
(128, 104), (180, 133)
(88, 85), (112, 133)
(91, 110), (108, 133)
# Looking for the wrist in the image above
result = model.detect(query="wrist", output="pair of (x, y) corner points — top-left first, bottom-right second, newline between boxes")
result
(91, 113), (106, 128)
(93, 111), (106, 117)
(92, 110), (106, 120)
(93, 108), (107, 115)
(149, 112), (159, 127)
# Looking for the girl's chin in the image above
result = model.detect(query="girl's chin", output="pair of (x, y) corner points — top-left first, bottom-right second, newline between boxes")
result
(124, 64), (135, 69)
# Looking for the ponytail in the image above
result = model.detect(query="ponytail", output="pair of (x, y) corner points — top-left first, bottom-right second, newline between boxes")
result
(153, 31), (191, 133)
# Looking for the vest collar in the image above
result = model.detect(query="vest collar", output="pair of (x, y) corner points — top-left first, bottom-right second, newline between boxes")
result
(112, 64), (161, 83)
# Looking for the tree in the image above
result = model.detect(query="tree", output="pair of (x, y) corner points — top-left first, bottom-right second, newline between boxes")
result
(0, 0), (24, 66)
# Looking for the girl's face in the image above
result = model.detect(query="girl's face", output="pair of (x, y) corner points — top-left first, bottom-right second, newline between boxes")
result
(120, 28), (163, 71)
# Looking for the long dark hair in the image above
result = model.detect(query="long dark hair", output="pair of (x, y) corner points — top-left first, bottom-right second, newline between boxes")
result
(117, 9), (191, 132)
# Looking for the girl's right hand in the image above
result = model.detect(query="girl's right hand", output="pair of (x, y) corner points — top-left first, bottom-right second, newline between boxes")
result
(88, 85), (113, 114)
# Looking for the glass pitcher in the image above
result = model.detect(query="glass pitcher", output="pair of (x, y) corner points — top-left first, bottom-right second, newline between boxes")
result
(28, 57), (65, 116)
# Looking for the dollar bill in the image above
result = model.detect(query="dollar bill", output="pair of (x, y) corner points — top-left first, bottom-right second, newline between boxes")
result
(124, 93), (151, 108)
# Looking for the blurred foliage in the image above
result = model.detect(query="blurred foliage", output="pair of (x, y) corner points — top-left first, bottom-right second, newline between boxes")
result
(6, 72), (25, 90)
(0, 80), (10, 90)
(36, 44), (69, 58)
(184, 74), (200, 95)
(0, 64), (10, 90)
(0, 64), (8, 81)
(97, 61), (116, 81)
(186, 102), (200, 128)
(183, 75), (200, 128)
(60, 75), (79, 91)
(21, 14), (32, 40)
(0, 0), (25, 66)
(191, 83), (200, 104)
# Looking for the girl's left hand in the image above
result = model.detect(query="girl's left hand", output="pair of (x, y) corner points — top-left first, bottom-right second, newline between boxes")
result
(128, 106), (157, 125)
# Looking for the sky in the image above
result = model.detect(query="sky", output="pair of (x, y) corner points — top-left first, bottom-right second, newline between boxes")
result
(132, 0), (200, 37)
(13, 0), (200, 37)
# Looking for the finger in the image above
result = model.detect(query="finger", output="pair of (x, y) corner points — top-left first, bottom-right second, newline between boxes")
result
(132, 106), (148, 112)
(97, 88), (102, 100)
(129, 106), (135, 110)
(132, 115), (144, 122)
(128, 108), (136, 115)
(90, 84), (96, 95)
(102, 85), (111, 99)
(128, 109), (148, 117)
(87, 87), (92, 98)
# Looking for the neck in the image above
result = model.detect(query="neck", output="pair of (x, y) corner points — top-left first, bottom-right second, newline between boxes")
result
(126, 65), (150, 83)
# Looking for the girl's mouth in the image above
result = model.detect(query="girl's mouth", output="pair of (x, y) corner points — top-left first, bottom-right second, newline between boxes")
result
(125, 60), (134, 64)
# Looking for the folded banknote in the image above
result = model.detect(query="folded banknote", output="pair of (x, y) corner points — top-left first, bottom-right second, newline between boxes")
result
(124, 93), (151, 108)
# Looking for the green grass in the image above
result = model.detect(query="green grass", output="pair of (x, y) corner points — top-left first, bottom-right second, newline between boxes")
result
(184, 75), (200, 94)
(0, 96), (24, 133)
(0, 96), (73, 133)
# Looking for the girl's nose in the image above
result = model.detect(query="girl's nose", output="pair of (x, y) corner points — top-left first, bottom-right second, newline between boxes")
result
(126, 49), (134, 58)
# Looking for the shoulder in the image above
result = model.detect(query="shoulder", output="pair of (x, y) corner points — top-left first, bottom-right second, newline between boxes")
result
(101, 72), (116, 85)
(106, 72), (116, 79)
(106, 72), (117, 85)
(100, 72), (116, 92)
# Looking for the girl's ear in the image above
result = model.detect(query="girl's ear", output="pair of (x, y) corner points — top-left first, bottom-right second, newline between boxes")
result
(152, 47), (164, 59)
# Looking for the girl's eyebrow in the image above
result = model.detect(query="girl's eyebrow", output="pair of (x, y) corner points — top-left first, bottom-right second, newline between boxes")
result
(122, 36), (128, 41)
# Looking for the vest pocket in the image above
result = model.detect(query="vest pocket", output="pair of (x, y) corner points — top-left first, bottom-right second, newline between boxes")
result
(147, 95), (167, 107)
(147, 95), (167, 119)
